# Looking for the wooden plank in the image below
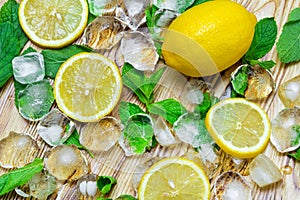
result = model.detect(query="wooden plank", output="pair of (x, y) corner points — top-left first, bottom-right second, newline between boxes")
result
(0, 0), (300, 199)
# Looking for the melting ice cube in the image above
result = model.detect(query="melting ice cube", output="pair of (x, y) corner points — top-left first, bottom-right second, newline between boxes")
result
(18, 80), (54, 121)
(79, 116), (121, 152)
(152, 116), (179, 146)
(0, 131), (39, 168)
(214, 171), (252, 200)
(12, 52), (45, 84)
(81, 16), (124, 50)
(116, 0), (149, 30)
(278, 75), (300, 108)
(28, 171), (56, 199)
(87, 0), (118, 16)
(173, 112), (213, 147)
(249, 154), (282, 187)
(45, 145), (88, 181)
(120, 31), (159, 71)
(270, 108), (300, 153)
(37, 109), (75, 147)
(153, 0), (194, 13)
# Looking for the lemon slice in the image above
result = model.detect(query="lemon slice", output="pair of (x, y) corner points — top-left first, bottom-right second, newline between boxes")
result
(138, 157), (210, 200)
(54, 52), (122, 122)
(205, 98), (271, 158)
(19, 0), (88, 48)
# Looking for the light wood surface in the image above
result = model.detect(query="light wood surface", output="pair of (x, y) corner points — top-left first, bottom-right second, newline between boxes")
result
(0, 0), (300, 199)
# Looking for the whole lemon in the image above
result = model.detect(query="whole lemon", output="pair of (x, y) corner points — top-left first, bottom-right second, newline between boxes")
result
(162, 0), (256, 77)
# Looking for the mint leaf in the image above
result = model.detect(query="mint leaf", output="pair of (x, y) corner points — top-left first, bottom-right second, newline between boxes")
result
(64, 128), (94, 158)
(0, 158), (43, 196)
(145, 5), (159, 34)
(194, 92), (219, 118)
(122, 63), (148, 104)
(122, 114), (154, 154)
(140, 67), (166, 102)
(288, 148), (300, 161)
(276, 20), (300, 63)
(115, 194), (137, 200)
(230, 65), (249, 95)
(0, 0), (27, 46)
(119, 101), (145, 125)
(148, 98), (187, 125)
(244, 18), (277, 61)
(122, 63), (165, 105)
(250, 60), (276, 69)
(292, 125), (300, 146)
(42, 45), (92, 78)
(288, 8), (300, 22)
(97, 176), (117, 195)
(0, 0), (28, 87)
(22, 47), (37, 55)
(0, 22), (22, 87)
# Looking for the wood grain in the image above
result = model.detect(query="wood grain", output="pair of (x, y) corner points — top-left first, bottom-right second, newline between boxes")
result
(0, 0), (300, 199)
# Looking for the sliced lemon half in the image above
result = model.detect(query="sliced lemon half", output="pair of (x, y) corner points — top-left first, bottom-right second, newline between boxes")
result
(138, 157), (210, 200)
(205, 98), (271, 158)
(19, 0), (88, 48)
(54, 52), (122, 122)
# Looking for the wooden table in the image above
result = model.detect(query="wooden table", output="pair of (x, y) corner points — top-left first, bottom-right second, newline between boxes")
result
(0, 0), (300, 199)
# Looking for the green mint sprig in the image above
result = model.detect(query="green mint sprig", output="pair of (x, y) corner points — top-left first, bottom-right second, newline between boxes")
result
(0, 0), (28, 87)
(97, 176), (117, 197)
(148, 98), (187, 125)
(276, 8), (300, 63)
(122, 63), (165, 106)
(243, 17), (277, 69)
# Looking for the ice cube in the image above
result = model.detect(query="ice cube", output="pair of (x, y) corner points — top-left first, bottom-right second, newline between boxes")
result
(81, 16), (124, 50)
(120, 31), (159, 71)
(79, 116), (121, 152)
(18, 80), (54, 121)
(37, 109), (75, 146)
(152, 116), (179, 146)
(249, 154), (282, 187)
(173, 112), (212, 147)
(279, 75), (300, 108)
(12, 52), (45, 84)
(87, 0), (118, 16)
(116, 0), (149, 30)
(270, 108), (300, 153)
(0, 132), (39, 168)
(27, 171), (57, 200)
(153, 0), (194, 13)
(45, 145), (88, 181)
(214, 171), (252, 200)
